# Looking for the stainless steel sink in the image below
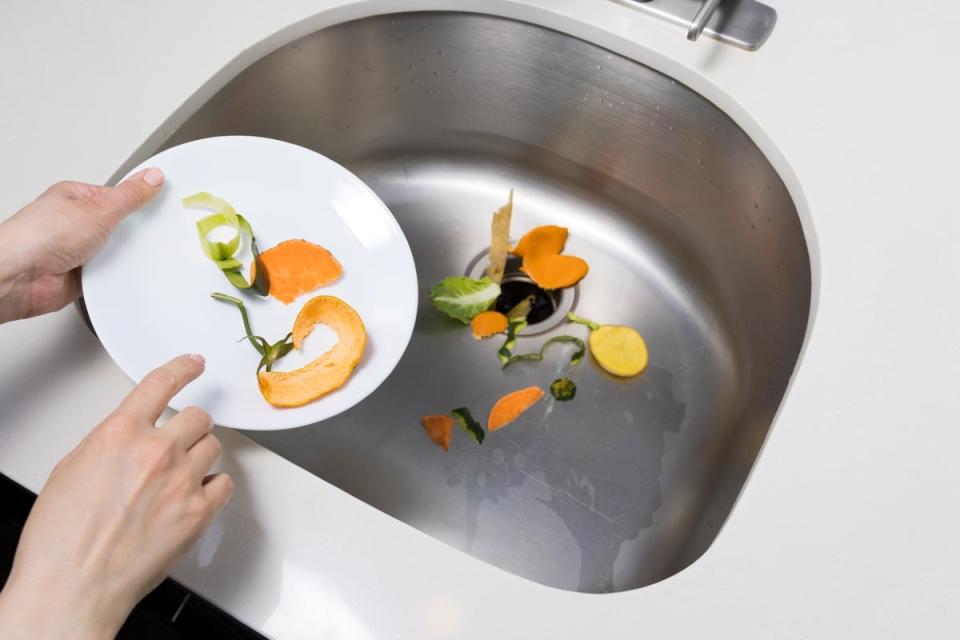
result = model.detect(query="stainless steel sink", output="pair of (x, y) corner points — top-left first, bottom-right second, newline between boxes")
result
(153, 12), (810, 593)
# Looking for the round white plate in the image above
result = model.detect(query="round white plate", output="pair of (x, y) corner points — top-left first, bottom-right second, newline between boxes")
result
(83, 136), (417, 430)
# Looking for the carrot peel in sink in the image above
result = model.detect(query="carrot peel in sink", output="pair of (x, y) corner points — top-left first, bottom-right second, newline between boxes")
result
(471, 310), (509, 339)
(511, 225), (568, 258)
(487, 386), (545, 431)
(184, 192), (270, 296)
(511, 224), (589, 290)
(421, 415), (454, 451)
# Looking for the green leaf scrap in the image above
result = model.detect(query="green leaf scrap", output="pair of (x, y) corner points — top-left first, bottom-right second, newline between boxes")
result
(429, 276), (501, 324)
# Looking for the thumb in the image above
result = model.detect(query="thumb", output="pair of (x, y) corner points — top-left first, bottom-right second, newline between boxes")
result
(99, 167), (164, 223)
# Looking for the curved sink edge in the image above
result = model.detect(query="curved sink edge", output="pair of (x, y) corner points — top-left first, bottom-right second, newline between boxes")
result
(109, 1), (822, 595)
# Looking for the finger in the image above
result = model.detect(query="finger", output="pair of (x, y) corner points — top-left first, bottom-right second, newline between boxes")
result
(97, 167), (164, 226)
(186, 433), (221, 478)
(116, 354), (205, 424)
(202, 473), (235, 512)
(162, 405), (213, 450)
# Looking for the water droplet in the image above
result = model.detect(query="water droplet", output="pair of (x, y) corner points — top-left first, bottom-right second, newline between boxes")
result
(437, 50), (444, 55)
(656, 106), (662, 112)
(433, 71), (439, 76)
(669, 125), (675, 132)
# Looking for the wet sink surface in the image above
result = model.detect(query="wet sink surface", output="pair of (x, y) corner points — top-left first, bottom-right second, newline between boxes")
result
(160, 12), (810, 592)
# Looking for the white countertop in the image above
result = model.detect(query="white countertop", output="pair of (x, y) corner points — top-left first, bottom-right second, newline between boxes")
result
(2, 1), (959, 637)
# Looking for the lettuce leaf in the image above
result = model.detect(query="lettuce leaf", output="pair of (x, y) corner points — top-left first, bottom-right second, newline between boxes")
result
(429, 276), (501, 324)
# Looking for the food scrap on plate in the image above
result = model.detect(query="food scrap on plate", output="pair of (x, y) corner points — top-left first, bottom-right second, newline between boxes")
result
(187, 192), (365, 409)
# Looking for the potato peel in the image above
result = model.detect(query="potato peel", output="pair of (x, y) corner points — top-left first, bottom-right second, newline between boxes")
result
(486, 190), (513, 284)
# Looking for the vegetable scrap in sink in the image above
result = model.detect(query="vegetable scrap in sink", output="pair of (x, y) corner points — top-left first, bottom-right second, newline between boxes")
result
(420, 387), (542, 451)
(429, 275), (501, 324)
(512, 224), (589, 290)
(568, 312), (648, 377)
(421, 415), (454, 451)
(485, 189), (513, 284)
(488, 386), (544, 431)
(550, 377), (576, 401)
(422, 190), (650, 451)
(471, 310), (508, 339)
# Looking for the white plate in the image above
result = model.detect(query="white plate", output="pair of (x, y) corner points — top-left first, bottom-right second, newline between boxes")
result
(83, 136), (417, 430)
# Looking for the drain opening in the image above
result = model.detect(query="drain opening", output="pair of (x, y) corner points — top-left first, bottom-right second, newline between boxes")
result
(465, 251), (577, 334)
(494, 278), (556, 324)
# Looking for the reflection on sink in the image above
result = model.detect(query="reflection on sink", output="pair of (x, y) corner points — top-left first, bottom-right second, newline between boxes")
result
(156, 12), (811, 593)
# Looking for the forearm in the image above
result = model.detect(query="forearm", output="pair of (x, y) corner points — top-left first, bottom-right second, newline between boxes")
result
(0, 219), (32, 324)
(0, 580), (122, 640)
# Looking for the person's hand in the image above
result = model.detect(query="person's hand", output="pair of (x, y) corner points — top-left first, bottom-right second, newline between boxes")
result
(0, 168), (164, 324)
(0, 354), (234, 640)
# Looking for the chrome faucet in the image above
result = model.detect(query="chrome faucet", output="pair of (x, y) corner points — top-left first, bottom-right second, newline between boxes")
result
(618, 0), (778, 51)
(687, 0), (722, 41)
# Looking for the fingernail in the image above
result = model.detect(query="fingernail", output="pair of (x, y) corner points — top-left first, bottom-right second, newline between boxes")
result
(142, 167), (164, 188)
(187, 353), (206, 368)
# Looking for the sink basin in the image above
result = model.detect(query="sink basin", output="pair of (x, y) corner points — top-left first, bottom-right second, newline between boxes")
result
(152, 12), (810, 593)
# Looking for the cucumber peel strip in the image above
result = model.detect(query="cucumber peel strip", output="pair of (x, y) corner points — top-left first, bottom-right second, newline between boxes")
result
(566, 312), (600, 331)
(497, 318), (528, 365)
(451, 407), (485, 444)
(210, 292), (292, 373)
(503, 335), (585, 369)
(184, 192), (270, 296)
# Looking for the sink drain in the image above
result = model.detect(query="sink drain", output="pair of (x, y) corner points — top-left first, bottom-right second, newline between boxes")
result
(464, 250), (576, 335)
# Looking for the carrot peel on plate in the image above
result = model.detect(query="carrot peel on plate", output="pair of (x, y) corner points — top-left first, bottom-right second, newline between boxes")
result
(252, 239), (342, 304)
(257, 295), (366, 407)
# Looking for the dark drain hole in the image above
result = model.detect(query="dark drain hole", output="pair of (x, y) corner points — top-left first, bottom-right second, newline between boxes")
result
(494, 279), (556, 324)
